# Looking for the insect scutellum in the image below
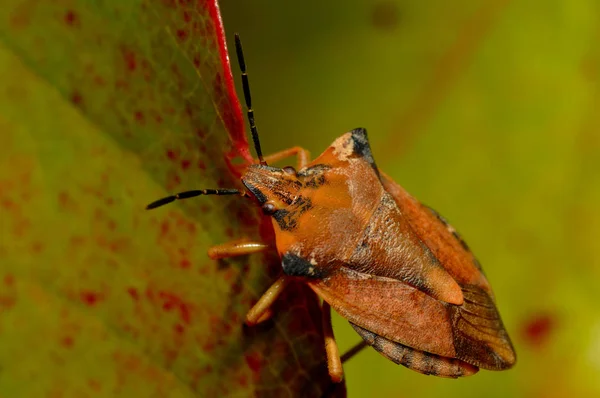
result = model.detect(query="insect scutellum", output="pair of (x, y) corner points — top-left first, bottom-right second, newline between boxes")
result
(146, 33), (286, 211)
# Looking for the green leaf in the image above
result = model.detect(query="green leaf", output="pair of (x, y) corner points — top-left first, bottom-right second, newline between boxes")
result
(0, 1), (343, 396)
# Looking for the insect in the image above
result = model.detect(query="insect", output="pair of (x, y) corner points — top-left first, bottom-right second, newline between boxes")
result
(147, 34), (516, 381)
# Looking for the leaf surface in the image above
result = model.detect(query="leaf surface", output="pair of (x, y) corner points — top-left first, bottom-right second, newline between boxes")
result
(0, 1), (342, 396)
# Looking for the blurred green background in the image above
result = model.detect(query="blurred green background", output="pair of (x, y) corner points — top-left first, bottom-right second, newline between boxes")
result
(220, 0), (600, 397)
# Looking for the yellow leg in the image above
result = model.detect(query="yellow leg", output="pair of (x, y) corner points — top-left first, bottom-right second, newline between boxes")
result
(207, 240), (287, 326)
(207, 240), (268, 260)
(263, 146), (311, 170)
(246, 276), (290, 326)
(322, 301), (344, 383)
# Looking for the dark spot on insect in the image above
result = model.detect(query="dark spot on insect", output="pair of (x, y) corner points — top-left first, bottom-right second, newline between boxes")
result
(242, 181), (267, 204)
(295, 196), (312, 216)
(281, 253), (323, 278)
(421, 352), (435, 375)
(452, 230), (470, 251)
(272, 209), (297, 230)
(299, 164), (329, 188)
(298, 163), (331, 176)
(371, 1), (400, 31)
(472, 257), (484, 272)
(304, 174), (326, 189)
(350, 128), (380, 178)
(352, 224), (372, 256)
(402, 345), (415, 368)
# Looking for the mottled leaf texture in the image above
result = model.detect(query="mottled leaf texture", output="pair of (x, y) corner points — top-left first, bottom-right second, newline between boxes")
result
(0, 1), (343, 397)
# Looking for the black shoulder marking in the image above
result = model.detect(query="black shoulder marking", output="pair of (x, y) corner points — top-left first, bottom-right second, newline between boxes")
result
(241, 180), (267, 204)
(298, 164), (331, 177)
(281, 253), (323, 278)
(349, 128), (380, 178)
(272, 209), (297, 231)
(298, 164), (330, 189)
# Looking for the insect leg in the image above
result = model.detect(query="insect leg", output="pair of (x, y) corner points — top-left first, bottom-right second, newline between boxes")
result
(207, 240), (268, 260)
(322, 301), (344, 383)
(262, 146), (311, 169)
(340, 340), (369, 363)
(245, 276), (290, 326)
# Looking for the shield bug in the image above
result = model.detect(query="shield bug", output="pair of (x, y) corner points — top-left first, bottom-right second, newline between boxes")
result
(147, 34), (516, 381)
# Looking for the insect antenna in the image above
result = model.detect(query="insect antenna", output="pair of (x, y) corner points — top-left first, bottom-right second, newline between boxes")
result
(234, 33), (267, 166)
(146, 189), (243, 210)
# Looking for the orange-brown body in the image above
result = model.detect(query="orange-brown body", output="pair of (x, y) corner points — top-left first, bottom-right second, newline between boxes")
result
(147, 34), (515, 381)
(241, 128), (515, 377)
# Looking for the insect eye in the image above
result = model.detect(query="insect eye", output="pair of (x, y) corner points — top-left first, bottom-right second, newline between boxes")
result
(262, 202), (277, 215)
(283, 166), (297, 175)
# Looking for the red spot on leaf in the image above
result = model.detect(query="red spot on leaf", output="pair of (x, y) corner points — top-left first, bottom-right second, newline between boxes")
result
(158, 291), (192, 324)
(71, 91), (83, 106)
(107, 219), (116, 231)
(176, 29), (188, 42)
(521, 313), (556, 348)
(4, 274), (14, 287)
(195, 127), (206, 138)
(94, 75), (106, 86)
(174, 323), (185, 335)
(31, 241), (44, 253)
(64, 10), (79, 27)
(166, 149), (178, 161)
(61, 336), (74, 348)
(160, 220), (170, 236)
(134, 111), (144, 124)
(87, 379), (102, 392)
(80, 291), (103, 306)
(244, 351), (262, 373)
(123, 49), (137, 71)
(179, 258), (191, 268)
(181, 159), (191, 169)
(127, 287), (139, 301)
(1, 198), (16, 210)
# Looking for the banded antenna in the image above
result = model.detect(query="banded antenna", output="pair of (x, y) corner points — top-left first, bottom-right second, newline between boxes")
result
(146, 189), (242, 210)
(146, 34), (261, 210)
(234, 33), (267, 165)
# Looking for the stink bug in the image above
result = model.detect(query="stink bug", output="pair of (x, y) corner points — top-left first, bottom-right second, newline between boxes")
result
(147, 34), (516, 381)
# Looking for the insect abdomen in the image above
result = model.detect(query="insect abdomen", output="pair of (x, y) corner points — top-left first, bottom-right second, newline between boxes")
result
(350, 323), (479, 378)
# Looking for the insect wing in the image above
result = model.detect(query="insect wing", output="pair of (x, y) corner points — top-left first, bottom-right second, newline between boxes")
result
(309, 266), (515, 370)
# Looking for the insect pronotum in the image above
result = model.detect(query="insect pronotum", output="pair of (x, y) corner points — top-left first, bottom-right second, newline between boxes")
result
(147, 34), (516, 382)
